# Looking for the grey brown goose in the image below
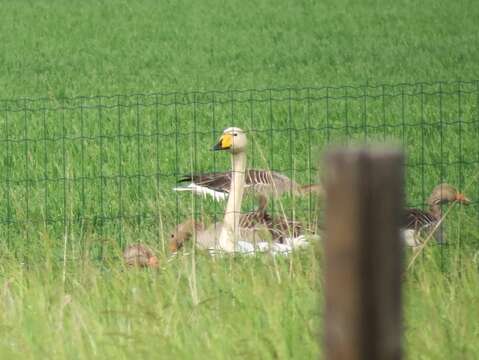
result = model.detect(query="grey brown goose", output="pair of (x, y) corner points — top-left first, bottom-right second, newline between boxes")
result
(174, 169), (323, 201)
(402, 183), (470, 247)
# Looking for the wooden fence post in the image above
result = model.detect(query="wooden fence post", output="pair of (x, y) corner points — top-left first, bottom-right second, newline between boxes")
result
(324, 147), (404, 360)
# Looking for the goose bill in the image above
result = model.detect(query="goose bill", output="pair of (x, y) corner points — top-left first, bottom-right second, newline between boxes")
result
(213, 134), (233, 151)
(456, 193), (471, 204)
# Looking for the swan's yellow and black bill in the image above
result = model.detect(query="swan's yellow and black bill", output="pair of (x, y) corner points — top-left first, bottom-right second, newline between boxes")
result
(213, 134), (233, 151)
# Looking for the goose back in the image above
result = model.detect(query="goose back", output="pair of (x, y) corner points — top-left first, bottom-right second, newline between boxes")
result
(176, 169), (301, 198)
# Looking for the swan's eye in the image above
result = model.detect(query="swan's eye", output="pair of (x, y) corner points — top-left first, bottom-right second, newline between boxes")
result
(233, 133), (238, 137)
(170, 234), (174, 238)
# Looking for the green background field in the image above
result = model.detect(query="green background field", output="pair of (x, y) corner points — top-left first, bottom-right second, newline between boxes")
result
(0, 0), (478, 358)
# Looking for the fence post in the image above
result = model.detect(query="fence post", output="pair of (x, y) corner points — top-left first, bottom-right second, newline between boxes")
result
(324, 147), (404, 360)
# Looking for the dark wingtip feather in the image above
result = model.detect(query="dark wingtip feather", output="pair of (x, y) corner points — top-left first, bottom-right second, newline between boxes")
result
(177, 175), (193, 183)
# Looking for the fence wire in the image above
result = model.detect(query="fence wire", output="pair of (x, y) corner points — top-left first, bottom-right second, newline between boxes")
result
(1, 80), (478, 265)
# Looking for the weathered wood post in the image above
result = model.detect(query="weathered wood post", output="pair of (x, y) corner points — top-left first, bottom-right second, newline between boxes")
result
(324, 147), (404, 360)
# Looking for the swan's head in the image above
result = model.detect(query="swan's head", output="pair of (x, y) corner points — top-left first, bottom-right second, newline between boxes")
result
(213, 127), (247, 154)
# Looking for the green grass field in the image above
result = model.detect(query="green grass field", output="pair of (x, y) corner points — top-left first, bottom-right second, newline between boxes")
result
(1, 0), (479, 358)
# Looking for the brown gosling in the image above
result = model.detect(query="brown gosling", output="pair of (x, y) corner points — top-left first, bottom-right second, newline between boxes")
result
(123, 244), (159, 268)
(169, 219), (205, 252)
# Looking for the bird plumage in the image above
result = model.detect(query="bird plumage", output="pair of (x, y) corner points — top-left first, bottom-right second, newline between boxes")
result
(174, 169), (322, 200)
(170, 127), (311, 254)
(123, 244), (159, 268)
(401, 183), (470, 248)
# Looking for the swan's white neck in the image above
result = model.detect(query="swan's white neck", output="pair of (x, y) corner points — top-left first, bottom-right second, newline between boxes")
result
(218, 151), (247, 252)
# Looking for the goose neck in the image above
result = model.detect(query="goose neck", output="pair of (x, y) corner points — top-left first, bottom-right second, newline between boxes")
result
(218, 151), (247, 252)
(428, 204), (442, 220)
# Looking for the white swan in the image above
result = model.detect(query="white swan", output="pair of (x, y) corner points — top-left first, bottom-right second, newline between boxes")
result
(194, 127), (309, 255)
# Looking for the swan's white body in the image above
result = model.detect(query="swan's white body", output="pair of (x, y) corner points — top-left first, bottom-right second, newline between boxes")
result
(194, 127), (309, 255)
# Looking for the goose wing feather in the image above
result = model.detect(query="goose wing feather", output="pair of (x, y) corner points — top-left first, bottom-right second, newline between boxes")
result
(403, 208), (437, 230)
(178, 172), (233, 193)
(177, 169), (298, 197)
(245, 170), (298, 196)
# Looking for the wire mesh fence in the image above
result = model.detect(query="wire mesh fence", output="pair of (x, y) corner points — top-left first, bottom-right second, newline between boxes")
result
(1, 80), (478, 263)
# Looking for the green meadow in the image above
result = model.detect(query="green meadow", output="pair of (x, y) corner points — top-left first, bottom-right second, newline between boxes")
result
(1, 0), (479, 358)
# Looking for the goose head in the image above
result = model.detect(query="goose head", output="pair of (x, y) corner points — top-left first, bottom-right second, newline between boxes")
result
(213, 127), (247, 154)
(427, 183), (471, 206)
(169, 219), (204, 252)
